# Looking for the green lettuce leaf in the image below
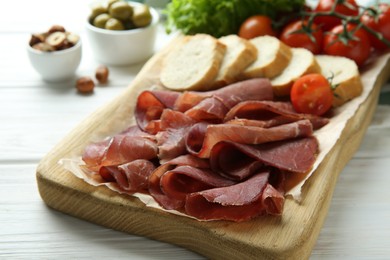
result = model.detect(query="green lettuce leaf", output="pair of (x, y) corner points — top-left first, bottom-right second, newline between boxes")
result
(165, 0), (305, 37)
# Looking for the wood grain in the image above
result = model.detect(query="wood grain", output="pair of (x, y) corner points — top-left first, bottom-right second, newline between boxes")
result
(36, 41), (390, 259)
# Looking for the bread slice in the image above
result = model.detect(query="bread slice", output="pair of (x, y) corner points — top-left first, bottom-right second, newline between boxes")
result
(240, 35), (292, 79)
(160, 34), (226, 91)
(316, 55), (363, 107)
(271, 48), (321, 96)
(212, 35), (257, 88)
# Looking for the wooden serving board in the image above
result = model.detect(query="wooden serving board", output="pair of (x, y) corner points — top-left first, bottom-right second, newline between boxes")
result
(36, 39), (390, 259)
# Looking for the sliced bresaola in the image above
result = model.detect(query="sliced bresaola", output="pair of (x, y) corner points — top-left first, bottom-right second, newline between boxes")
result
(185, 96), (229, 123)
(159, 165), (236, 202)
(156, 109), (196, 163)
(99, 159), (156, 192)
(185, 171), (282, 222)
(135, 90), (180, 134)
(148, 154), (210, 210)
(82, 135), (158, 171)
(209, 137), (319, 180)
(174, 78), (273, 112)
(225, 100), (329, 130)
(186, 119), (313, 158)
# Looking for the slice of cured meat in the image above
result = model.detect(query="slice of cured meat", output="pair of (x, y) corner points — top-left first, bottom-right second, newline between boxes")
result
(186, 119), (313, 158)
(99, 159), (156, 192)
(135, 90), (180, 133)
(148, 155), (210, 210)
(185, 171), (281, 222)
(225, 100), (329, 130)
(209, 137), (319, 180)
(82, 135), (158, 171)
(174, 78), (273, 112)
(160, 165), (236, 201)
(156, 110), (196, 163)
(184, 96), (229, 123)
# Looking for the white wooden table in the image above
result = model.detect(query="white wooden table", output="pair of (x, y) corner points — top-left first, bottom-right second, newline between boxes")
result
(1, 0), (390, 259)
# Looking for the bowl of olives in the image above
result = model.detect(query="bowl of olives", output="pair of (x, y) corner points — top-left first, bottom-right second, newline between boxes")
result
(27, 25), (82, 82)
(86, 0), (159, 66)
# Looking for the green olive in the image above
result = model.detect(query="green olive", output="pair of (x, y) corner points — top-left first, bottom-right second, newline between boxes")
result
(122, 20), (136, 30)
(132, 4), (152, 27)
(90, 4), (107, 20)
(93, 13), (111, 29)
(109, 1), (133, 21)
(105, 18), (125, 30)
(107, 0), (120, 9)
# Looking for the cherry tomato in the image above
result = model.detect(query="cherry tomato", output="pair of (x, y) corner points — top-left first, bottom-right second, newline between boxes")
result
(323, 24), (371, 67)
(238, 15), (276, 39)
(290, 73), (333, 116)
(280, 20), (323, 54)
(314, 0), (359, 31)
(361, 3), (390, 51)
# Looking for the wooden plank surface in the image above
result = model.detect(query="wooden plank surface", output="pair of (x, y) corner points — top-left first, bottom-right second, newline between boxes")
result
(36, 35), (390, 259)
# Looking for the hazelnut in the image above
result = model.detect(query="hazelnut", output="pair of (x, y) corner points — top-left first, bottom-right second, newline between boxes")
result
(95, 65), (109, 84)
(45, 32), (67, 48)
(66, 32), (80, 45)
(48, 25), (66, 34)
(76, 77), (95, 93)
(32, 42), (55, 52)
(29, 33), (45, 47)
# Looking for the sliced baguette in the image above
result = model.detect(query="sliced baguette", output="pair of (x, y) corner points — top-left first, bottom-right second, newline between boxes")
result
(316, 55), (363, 107)
(212, 35), (257, 88)
(240, 35), (292, 79)
(160, 34), (226, 91)
(271, 48), (321, 96)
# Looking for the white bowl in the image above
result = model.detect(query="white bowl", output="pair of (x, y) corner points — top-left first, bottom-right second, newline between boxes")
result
(85, 2), (159, 66)
(27, 40), (82, 82)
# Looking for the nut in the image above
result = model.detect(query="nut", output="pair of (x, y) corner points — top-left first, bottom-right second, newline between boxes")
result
(32, 42), (55, 52)
(29, 33), (45, 47)
(48, 25), (66, 34)
(76, 77), (95, 93)
(66, 32), (80, 46)
(95, 65), (109, 84)
(45, 32), (67, 48)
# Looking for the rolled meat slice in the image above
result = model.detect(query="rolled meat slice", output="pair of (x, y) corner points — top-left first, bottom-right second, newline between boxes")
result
(225, 100), (329, 130)
(185, 171), (282, 222)
(135, 90), (180, 133)
(156, 109), (196, 163)
(174, 78), (273, 112)
(209, 137), (319, 180)
(99, 159), (156, 192)
(148, 155), (210, 210)
(186, 119), (313, 158)
(82, 127), (158, 171)
(160, 165), (236, 201)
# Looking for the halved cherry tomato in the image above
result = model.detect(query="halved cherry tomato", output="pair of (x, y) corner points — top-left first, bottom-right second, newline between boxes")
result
(323, 24), (371, 67)
(290, 73), (333, 116)
(361, 3), (390, 51)
(280, 20), (323, 54)
(314, 0), (359, 31)
(238, 15), (276, 39)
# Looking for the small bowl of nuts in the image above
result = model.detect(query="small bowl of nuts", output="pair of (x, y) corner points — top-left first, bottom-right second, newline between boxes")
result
(27, 25), (82, 82)
(86, 0), (159, 66)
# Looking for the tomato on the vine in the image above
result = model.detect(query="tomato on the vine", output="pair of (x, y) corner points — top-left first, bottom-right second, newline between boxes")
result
(361, 3), (390, 51)
(290, 73), (333, 116)
(238, 15), (277, 39)
(314, 0), (359, 31)
(323, 24), (371, 67)
(280, 20), (323, 54)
